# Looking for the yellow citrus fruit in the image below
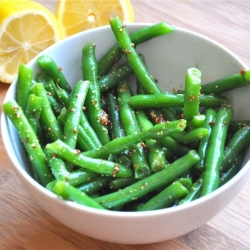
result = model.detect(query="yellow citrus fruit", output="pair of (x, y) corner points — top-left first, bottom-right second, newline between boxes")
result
(56, 0), (134, 37)
(0, 0), (65, 84)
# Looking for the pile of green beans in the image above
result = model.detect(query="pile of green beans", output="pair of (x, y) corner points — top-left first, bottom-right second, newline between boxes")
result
(3, 16), (250, 212)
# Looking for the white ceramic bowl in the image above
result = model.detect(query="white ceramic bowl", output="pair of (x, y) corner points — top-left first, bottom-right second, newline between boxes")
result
(2, 23), (250, 245)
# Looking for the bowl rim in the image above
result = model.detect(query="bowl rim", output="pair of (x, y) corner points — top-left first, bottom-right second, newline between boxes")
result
(1, 22), (250, 218)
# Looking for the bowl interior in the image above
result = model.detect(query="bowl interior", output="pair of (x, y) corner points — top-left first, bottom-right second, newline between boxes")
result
(1, 24), (250, 244)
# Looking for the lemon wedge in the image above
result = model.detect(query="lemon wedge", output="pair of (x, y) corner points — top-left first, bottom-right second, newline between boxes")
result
(0, 0), (65, 84)
(56, 0), (134, 37)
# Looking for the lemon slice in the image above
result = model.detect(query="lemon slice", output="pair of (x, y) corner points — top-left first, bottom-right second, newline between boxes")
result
(0, 0), (65, 84)
(56, 0), (134, 37)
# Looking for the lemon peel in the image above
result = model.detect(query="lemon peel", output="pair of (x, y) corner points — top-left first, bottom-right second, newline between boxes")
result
(0, 0), (64, 84)
(56, 0), (134, 37)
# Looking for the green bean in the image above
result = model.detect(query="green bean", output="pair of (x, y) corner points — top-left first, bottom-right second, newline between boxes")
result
(136, 110), (167, 172)
(200, 69), (250, 94)
(110, 17), (162, 94)
(76, 176), (113, 195)
(57, 107), (101, 151)
(69, 169), (99, 186)
(109, 176), (137, 190)
(106, 92), (125, 139)
(79, 112), (103, 149)
(138, 179), (190, 211)
(158, 136), (191, 157)
(117, 80), (151, 178)
(46, 180), (57, 192)
(99, 61), (134, 93)
(46, 168), (98, 191)
(37, 72), (60, 102)
(57, 107), (67, 129)
(30, 83), (63, 142)
(219, 153), (244, 187)
(56, 87), (71, 107)
(159, 68), (201, 121)
(171, 127), (209, 144)
(129, 93), (227, 109)
(220, 125), (250, 172)
(74, 128), (94, 151)
(147, 140), (167, 172)
(83, 119), (186, 159)
(38, 78), (100, 149)
(82, 42), (111, 145)
(94, 150), (200, 209)
(162, 147), (176, 162)
(49, 157), (70, 181)
(37, 55), (72, 93)
(55, 85), (103, 149)
(78, 125), (102, 151)
(98, 21), (175, 76)
(228, 120), (250, 132)
(45, 150), (70, 181)
(177, 177), (193, 190)
(189, 114), (205, 130)
(26, 94), (43, 135)
(183, 68), (202, 123)
(117, 80), (140, 135)
(45, 140), (133, 178)
(154, 122), (192, 152)
(46, 93), (62, 116)
(16, 63), (34, 112)
(38, 79), (63, 117)
(106, 92), (131, 167)
(201, 104), (234, 196)
(114, 152), (131, 168)
(130, 146), (151, 179)
(179, 174), (204, 205)
(136, 79), (167, 172)
(194, 108), (217, 173)
(56, 86), (102, 148)
(3, 100), (53, 186)
(37, 71), (53, 84)
(53, 181), (105, 210)
(63, 80), (90, 148)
